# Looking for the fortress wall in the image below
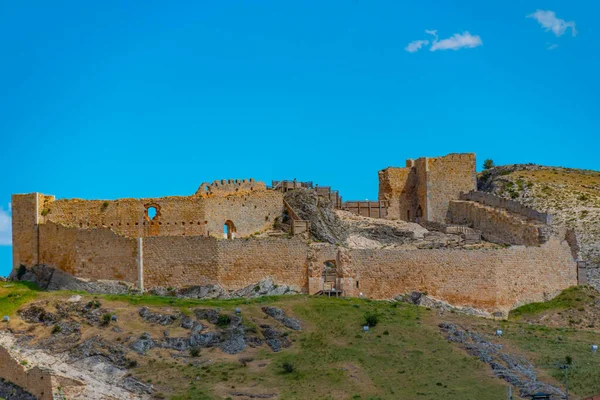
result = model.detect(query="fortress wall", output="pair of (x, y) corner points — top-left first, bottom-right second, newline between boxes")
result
(216, 238), (308, 290)
(424, 153), (477, 223)
(203, 190), (283, 238)
(414, 158), (430, 220)
(0, 346), (55, 400)
(346, 236), (576, 312)
(448, 200), (544, 246)
(143, 236), (307, 290)
(42, 196), (208, 237)
(347, 247), (501, 309)
(144, 236), (220, 288)
(495, 236), (577, 309)
(38, 222), (138, 283)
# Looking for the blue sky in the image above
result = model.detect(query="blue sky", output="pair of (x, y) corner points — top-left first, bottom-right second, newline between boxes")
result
(1, 1), (599, 276)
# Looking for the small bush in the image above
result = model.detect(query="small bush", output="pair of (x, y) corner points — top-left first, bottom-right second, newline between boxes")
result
(101, 201), (109, 210)
(363, 312), (379, 327)
(101, 313), (112, 326)
(190, 347), (200, 357)
(281, 361), (295, 374)
(126, 359), (138, 369)
(41, 208), (50, 216)
(216, 314), (231, 328)
(51, 325), (62, 334)
(383, 330), (390, 336)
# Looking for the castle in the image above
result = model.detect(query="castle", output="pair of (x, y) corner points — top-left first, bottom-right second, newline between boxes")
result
(11, 153), (579, 315)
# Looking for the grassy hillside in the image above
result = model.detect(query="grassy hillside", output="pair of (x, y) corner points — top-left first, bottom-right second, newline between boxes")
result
(479, 164), (600, 265)
(2, 282), (600, 399)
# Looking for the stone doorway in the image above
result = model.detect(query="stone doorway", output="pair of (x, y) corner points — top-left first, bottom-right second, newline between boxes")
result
(322, 260), (339, 297)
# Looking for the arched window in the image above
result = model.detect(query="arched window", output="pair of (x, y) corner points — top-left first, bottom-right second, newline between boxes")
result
(145, 204), (161, 221)
(224, 220), (236, 239)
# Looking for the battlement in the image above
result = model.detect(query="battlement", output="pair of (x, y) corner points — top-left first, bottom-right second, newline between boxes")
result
(195, 178), (266, 197)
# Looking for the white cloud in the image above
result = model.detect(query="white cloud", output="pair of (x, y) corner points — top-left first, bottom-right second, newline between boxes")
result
(405, 40), (429, 53)
(0, 205), (12, 246)
(528, 10), (577, 37)
(547, 43), (559, 50)
(430, 32), (483, 51)
(425, 29), (438, 40)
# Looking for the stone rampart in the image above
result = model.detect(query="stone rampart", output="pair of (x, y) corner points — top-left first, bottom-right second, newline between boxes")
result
(460, 191), (552, 224)
(448, 200), (546, 246)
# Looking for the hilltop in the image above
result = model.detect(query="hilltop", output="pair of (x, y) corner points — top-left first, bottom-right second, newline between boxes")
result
(2, 282), (600, 400)
(479, 164), (600, 265)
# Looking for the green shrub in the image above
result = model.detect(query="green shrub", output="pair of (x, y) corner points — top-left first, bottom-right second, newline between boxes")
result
(363, 312), (379, 327)
(281, 361), (295, 374)
(51, 325), (62, 334)
(216, 314), (231, 328)
(101, 313), (112, 326)
(190, 347), (200, 357)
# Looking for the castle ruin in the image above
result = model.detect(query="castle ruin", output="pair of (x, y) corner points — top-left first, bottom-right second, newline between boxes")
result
(11, 153), (579, 315)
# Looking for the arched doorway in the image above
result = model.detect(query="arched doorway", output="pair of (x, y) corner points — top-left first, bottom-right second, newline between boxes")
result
(416, 205), (423, 222)
(224, 220), (236, 239)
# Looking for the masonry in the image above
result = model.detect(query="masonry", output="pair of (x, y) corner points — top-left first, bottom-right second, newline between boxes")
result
(378, 153), (477, 223)
(10, 154), (580, 314)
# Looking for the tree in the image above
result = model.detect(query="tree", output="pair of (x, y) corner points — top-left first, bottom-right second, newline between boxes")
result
(483, 159), (495, 170)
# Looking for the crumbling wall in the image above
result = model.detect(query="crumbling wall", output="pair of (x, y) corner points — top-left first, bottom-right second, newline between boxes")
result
(378, 164), (416, 220)
(203, 190), (283, 238)
(448, 200), (546, 246)
(0, 346), (55, 400)
(378, 153), (476, 223)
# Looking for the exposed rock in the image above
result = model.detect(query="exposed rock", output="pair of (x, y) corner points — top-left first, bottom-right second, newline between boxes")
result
(189, 332), (222, 348)
(284, 188), (349, 244)
(138, 307), (177, 326)
(17, 264), (134, 294)
(194, 309), (220, 324)
(396, 292), (493, 317)
(119, 377), (154, 395)
(18, 304), (57, 326)
(261, 307), (302, 331)
(130, 333), (156, 355)
(439, 322), (564, 399)
(260, 325), (291, 352)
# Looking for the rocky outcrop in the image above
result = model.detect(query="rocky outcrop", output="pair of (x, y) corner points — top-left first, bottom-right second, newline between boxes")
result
(439, 323), (564, 399)
(284, 188), (349, 244)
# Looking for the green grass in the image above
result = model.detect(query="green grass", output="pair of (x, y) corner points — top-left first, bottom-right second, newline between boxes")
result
(0, 281), (40, 317)
(500, 322), (600, 397)
(510, 286), (593, 318)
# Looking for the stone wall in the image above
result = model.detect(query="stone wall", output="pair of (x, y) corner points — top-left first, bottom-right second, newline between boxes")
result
(0, 346), (55, 400)
(16, 217), (576, 313)
(11, 194), (44, 271)
(377, 153), (476, 223)
(340, 235), (576, 312)
(38, 222), (138, 283)
(460, 191), (552, 224)
(425, 153), (477, 223)
(143, 237), (307, 290)
(448, 200), (546, 246)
